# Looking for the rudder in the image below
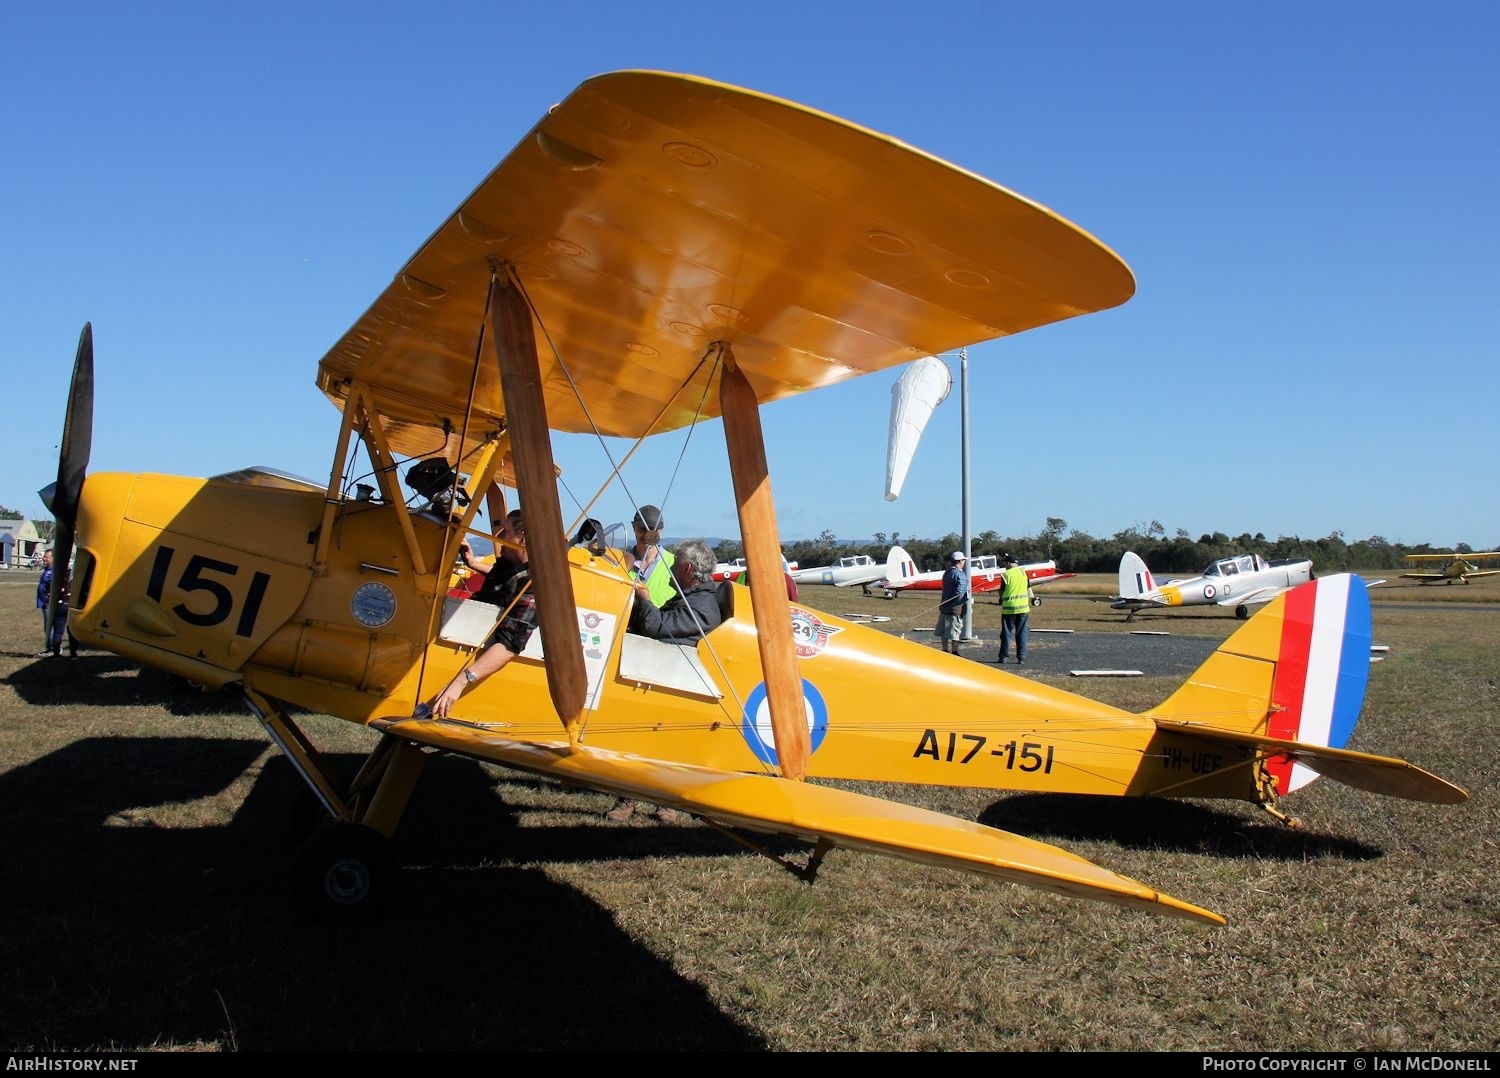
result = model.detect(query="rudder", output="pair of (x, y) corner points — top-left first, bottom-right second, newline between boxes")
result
(1118, 550), (1154, 598)
(1149, 574), (1372, 794)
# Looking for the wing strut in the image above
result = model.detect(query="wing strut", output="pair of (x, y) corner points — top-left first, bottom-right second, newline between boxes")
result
(488, 270), (588, 742)
(719, 347), (808, 781)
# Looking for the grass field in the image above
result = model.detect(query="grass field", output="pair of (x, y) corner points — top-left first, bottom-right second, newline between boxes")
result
(1, 570), (1495, 1052)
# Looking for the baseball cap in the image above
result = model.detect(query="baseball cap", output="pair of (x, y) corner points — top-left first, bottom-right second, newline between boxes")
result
(950, 550), (965, 561)
(633, 504), (664, 531)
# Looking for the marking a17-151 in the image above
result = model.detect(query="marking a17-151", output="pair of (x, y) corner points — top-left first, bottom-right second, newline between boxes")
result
(913, 730), (1056, 773)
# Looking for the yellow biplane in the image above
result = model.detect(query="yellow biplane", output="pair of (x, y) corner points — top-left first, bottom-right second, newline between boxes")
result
(1399, 551), (1500, 585)
(41, 71), (1465, 929)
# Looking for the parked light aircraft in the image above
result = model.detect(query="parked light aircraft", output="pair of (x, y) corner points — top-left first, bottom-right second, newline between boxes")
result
(788, 550), (902, 592)
(40, 72), (1465, 931)
(711, 554), (795, 583)
(1399, 552), (1500, 585)
(1111, 550), (1315, 621)
(876, 548), (1075, 604)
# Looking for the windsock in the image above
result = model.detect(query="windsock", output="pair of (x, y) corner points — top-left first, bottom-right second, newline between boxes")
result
(885, 355), (951, 500)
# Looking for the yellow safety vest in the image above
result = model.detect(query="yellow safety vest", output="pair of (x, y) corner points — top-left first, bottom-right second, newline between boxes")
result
(1000, 565), (1031, 614)
(631, 548), (677, 607)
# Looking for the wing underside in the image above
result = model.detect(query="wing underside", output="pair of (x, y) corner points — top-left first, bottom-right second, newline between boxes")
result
(315, 71), (1135, 458)
(374, 716), (1222, 924)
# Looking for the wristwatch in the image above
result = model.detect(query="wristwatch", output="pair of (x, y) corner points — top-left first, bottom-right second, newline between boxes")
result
(463, 669), (478, 684)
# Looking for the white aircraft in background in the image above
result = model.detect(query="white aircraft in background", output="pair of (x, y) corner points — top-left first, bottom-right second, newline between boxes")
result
(1110, 550), (1314, 621)
(711, 554), (796, 583)
(875, 547), (1074, 604)
(788, 549), (902, 592)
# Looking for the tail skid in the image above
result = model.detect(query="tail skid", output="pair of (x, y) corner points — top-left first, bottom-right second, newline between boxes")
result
(1147, 574), (1467, 806)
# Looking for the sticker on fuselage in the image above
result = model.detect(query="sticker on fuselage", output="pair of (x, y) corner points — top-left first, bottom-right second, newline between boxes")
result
(351, 581), (397, 628)
(789, 607), (842, 658)
(740, 680), (829, 766)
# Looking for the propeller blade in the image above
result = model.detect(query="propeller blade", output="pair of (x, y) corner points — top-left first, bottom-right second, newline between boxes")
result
(52, 323), (95, 529)
(39, 323), (94, 655)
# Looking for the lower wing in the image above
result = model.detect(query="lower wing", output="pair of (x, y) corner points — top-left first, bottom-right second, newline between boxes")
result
(374, 716), (1223, 924)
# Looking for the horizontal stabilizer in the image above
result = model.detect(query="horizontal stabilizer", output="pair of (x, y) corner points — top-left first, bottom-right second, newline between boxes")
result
(375, 716), (1224, 924)
(1153, 720), (1468, 804)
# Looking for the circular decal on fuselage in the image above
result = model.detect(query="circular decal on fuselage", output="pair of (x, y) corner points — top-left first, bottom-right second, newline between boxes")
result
(741, 680), (829, 767)
(351, 581), (397, 628)
(789, 607), (842, 658)
(1202, 584), (1216, 600)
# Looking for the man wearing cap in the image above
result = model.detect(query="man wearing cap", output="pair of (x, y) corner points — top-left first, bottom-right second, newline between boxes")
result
(629, 504), (677, 608)
(997, 554), (1030, 665)
(936, 550), (971, 655)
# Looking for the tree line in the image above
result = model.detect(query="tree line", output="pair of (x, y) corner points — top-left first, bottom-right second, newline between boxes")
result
(713, 518), (1496, 577)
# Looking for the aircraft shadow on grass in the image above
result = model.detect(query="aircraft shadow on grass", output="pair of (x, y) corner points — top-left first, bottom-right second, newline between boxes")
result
(7, 655), (249, 716)
(0, 737), (767, 1051)
(978, 793), (1381, 861)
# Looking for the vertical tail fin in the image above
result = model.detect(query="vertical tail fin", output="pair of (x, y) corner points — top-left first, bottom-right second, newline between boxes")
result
(1150, 574), (1371, 794)
(886, 545), (917, 583)
(1117, 550), (1154, 598)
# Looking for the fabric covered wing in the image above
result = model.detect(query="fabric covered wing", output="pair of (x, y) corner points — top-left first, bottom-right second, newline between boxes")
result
(316, 70), (1135, 458)
(374, 715), (1222, 924)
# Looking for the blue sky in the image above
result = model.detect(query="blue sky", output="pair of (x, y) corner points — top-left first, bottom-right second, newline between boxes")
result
(5, 2), (1497, 550)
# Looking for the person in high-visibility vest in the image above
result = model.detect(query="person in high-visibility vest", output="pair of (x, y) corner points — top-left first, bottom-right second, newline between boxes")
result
(997, 554), (1031, 664)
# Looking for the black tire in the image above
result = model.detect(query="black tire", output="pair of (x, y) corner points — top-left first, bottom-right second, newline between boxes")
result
(1235, 605), (1250, 620)
(292, 822), (398, 921)
(1030, 594), (1042, 608)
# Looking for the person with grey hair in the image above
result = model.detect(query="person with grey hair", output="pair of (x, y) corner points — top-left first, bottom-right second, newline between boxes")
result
(608, 538), (724, 825)
(627, 538), (722, 643)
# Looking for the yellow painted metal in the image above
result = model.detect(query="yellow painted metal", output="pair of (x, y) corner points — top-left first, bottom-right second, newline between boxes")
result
(314, 70), (1134, 459)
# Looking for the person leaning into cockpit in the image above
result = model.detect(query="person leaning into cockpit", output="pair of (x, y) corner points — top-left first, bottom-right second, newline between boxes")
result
(428, 511), (535, 719)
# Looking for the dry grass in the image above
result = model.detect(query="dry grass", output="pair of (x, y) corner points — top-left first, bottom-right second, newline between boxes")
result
(0, 571), (1495, 1052)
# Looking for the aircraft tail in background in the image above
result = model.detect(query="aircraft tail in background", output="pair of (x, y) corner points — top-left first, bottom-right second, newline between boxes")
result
(884, 545), (917, 587)
(1117, 550), (1155, 599)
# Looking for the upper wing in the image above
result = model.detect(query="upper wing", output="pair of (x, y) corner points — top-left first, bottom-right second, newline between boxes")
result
(315, 70), (1135, 459)
(374, 716), (1222, 924)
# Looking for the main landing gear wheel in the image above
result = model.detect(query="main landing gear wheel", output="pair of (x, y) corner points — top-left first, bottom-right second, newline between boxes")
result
(1031, 594), (1042, 608)
(1235, 605), (1250, 620)
(292, 822), (398, 921)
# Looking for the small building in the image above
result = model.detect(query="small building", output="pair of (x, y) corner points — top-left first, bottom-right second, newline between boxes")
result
(0, 518), (45, 569)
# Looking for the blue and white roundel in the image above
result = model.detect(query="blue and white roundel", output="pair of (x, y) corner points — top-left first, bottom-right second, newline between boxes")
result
(740, 680), (829, 767)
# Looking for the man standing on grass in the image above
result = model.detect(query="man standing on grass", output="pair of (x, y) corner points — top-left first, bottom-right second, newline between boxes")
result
(997, 554), (1030, 665)
(937, 551), (970, 655)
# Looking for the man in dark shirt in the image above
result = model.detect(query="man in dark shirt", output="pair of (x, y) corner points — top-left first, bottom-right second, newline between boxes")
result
(429, 512), (537, 719)
(459, 509), (525, 605)
(629, 539), (722, 642)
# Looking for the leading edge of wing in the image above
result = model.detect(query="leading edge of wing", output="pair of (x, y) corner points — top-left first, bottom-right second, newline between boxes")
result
(316, 70), (1136, 454)
(375, 716), (1223, 925)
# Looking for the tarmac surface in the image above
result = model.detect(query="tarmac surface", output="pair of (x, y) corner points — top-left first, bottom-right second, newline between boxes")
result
(902, 627), (1222, 678)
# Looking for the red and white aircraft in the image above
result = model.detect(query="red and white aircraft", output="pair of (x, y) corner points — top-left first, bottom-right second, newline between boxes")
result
(875, 547), (1074, 604)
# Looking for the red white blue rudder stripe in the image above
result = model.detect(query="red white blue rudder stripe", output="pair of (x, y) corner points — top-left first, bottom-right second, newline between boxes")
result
(1264, 574), (1372, 794)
